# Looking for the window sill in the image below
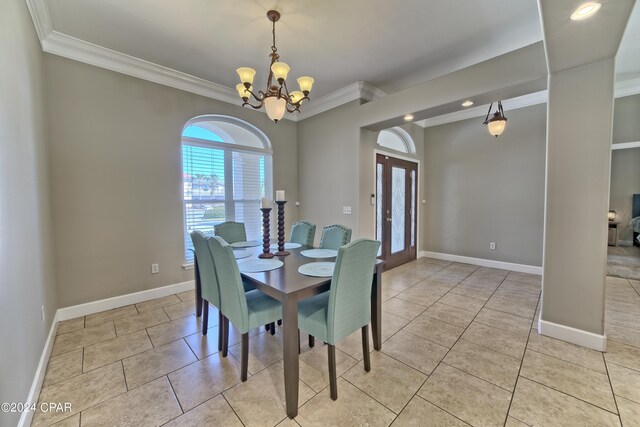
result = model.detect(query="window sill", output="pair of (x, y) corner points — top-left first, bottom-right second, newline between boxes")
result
(182, 263), (194, 271)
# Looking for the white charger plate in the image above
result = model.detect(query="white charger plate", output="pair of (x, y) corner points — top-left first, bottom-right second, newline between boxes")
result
(300, 249), (338, 259)
(298, 262), (335, 277)
(238, 258), (283, 273)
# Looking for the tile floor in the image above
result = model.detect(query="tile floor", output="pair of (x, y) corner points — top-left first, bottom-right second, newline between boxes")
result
(31, 258), (640, 426)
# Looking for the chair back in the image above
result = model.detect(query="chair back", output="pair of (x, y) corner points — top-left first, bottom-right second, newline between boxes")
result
(290, 221), (316, 246)
(319, 224), (352, 249)
(214, 221), (247, 244)
(190, 231), (220, 307)
(327, 238), (381, 343)
(206, 236), (251, 333)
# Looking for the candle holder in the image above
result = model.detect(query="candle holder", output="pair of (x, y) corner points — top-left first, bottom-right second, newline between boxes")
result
(275, 200), (290, 256)
(258, 208), (274, 259)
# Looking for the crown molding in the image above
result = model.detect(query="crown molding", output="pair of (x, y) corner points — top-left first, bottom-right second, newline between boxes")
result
(297, 81), (387, 120)
(615, 77), (640, 98)
(25, 0), (52, 43)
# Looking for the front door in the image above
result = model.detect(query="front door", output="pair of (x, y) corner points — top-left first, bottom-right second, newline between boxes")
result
(376, 154), (418, 270)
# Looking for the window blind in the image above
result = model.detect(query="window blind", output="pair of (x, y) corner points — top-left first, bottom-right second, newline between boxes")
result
(182, 142), (268, 262)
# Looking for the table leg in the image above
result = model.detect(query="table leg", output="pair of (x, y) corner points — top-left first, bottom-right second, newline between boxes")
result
(371, 264), (382, 351)
(194, 256), (203, 317)
(282, 296), (300, 418)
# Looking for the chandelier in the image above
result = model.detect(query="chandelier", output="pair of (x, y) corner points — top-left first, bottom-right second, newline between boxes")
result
(483, 101), (508, 137)
(235, 10), (314, 123)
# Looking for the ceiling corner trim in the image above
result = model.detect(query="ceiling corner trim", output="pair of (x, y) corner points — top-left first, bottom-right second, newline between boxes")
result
(615, 77), (640, 98)
(25, 0), (53, 43)
(297, 81), (386, 120)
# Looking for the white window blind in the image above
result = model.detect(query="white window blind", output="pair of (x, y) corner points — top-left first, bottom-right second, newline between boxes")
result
(182, 136), (270, 263)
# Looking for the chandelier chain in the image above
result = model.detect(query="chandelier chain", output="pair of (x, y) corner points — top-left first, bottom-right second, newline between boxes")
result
(271, 19), (277, 54)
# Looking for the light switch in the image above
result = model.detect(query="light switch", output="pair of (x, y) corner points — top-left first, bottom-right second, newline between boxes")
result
(343, 206), (352, 215)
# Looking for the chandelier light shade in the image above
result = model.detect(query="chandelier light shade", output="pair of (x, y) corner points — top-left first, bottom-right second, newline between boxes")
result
(483, 101), (508, 137)
(235, 10), (314, 123)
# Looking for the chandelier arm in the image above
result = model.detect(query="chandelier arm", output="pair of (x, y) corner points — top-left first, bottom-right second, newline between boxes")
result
(242, 100), (264, 110)
(483, 102), (494, 125)
(245, 88), (264, 102)
(497, 101), (505, 117)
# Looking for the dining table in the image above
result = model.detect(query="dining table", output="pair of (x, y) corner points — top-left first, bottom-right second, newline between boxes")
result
(193, 244), (384, 418)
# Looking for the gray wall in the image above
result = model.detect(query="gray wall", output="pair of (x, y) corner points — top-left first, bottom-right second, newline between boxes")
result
(45, 55), (299, 307)
(613, 94), (640, 144)
(610, 147), (640, 242)
(0, 1), (57, 425)
(422, 103), (547, 266)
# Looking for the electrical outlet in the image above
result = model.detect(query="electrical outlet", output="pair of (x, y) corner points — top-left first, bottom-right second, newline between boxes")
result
(151, 263), (159, 274)
(343, 206), (352, 215)
(295, 201), (300, 206)
(490, 242), (496, 250)
(41, 305), (45, 323)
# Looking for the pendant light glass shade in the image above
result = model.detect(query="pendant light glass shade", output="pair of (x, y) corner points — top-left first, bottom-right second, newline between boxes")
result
(271, 62), (291, 82)
(264, 96), (287, 122)
(236, 67), (256, 85)
(297, 76), (314, 94)
(487, 114), (507, 137)
(289, 91), (304, 104)
(236, 84), (251, 99)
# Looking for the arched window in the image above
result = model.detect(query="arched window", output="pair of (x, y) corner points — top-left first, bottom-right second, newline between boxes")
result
(377, 127), (416, 155)
(182, 115), (273, 262)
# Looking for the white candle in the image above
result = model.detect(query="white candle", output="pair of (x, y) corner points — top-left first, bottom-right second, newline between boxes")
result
(261, 197), (270, 208)
(275, 190), (285, 201)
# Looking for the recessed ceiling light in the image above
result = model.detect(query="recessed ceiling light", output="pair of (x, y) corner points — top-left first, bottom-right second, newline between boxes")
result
(461, 100), (474, 107)
(570, 2), (601, 20)
(404, 114), (414, 121)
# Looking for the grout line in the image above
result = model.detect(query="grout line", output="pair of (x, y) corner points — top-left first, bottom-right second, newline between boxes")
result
(602, 349), (622, 421)
(525, 347), (611, 375)
(165, 374), (185, 414)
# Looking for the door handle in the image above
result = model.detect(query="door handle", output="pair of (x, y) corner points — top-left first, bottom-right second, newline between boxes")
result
(386, 218), (391, 222)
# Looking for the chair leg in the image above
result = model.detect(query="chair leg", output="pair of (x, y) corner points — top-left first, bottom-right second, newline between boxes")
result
(277, 319), (282, 326)
(362, 325), (371, 372)
(298, 330), (301, 354)
(308, 335), (315, 348)
(270, 322), (276, 335)
(202, 300), (209, 336)
(222, 316), (229, 357)
(265, 324), (270, 332)
(217, 311), (223, 352)
(241, 333), (249, 382)
(328, 344), (338, 400)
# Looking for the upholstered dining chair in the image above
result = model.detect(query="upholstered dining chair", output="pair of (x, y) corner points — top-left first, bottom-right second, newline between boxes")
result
(319, 224), (352, 249)
(207, 236), (283, 381)
(214, 221), (246, 244)
(290, 220), (316, 246)
(297, 238), (380, 400)
(190, 231), (224, 351)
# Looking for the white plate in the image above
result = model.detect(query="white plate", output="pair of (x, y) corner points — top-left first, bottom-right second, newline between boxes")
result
(233, 249), (253, 260)
(238, 258), (284, 273)
(300, 249), (338, 259)
(230, 240), (261, 248)
(298, 262), (335, 277)
(270, 242), (302, 250)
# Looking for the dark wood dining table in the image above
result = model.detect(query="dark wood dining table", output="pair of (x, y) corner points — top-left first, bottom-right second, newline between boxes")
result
(193, 244), (384, 418)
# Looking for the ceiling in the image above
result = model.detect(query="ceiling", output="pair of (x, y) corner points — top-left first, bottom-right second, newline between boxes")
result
(45, 0), (544, 99)
(617, 0), (640, 81)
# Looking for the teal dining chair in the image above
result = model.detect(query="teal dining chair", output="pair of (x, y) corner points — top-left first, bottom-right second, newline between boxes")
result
(297, 238), (380, 400)
(290, 220), (316, 246)
(207, 236), (283, 381)
(190, 231), (224, 351)
(319, 224), (352, 249)
(214, 221), (246, 244)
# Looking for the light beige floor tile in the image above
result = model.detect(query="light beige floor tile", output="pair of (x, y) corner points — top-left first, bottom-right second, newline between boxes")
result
(276, 418), (301, 427)
(606, 309), (640, 330)
(56, 317), (84, 335)
(383, 297), (427, 320)
(382, 286), (401, 302)
(606, 323), (640, 349)
(135, 294), (182, 312)
(381, 312), (411, 340)
(418, 364), (511, 427)
(504, 416), (529, 427)
(630, 279), (640, 294)
(395, 285), (442, 308)
(82, 329), (152, 372)
(445, 340), (521, 391)
(229, 330), (283, 375)
(505, 272), (542, 287)
(404, 314), (465, 348)
(606, 282), (640, 303)
(606, 298), (640, 317)
(616, 396), (640, 427)
(80, 376), (181, 427)
(391, 395), (469, 426)
(520, 350), (617, 412)
(296, 345), (357, 392)
(146, 314), (202, 346)
(605, 340), (640, 372)
(485, 295), (537, 319)
(386, 272), (425, 292)
(448, 282), (496, 301)
(461, 322), (527, 359)
(343, 351), (427, 413)
(474, 308), (532, 334)
(335, 329), (369, 359)
(414, 278), (458, 297)
(607, 362), (640, 404)
(85, 305), (138, 327)
(223, 363), (315, 427)
(497, 281), (541, 299)
(168, 352), (242, 411)
(296, 378), (395, 427)
(163, 300), (201, 320)
(443, 263), (478, 274)
(509, 377), (620, 427)
(176, 289), (196, 303)
(43, 349), (83, 387)
(438, 293), (485, 314)
(422, 302), (477, 328)
(122, 339), (197, 389)
(51, 322), (116, 357)
(114, 308), (170, 336)
(430, 271), (469, 285)
(50, 413), (80, 427)
(164, 394), (243, 427)
(31, 362), (126, 426)
(526, 331), (606, 373)
(382, 330), (448, 375)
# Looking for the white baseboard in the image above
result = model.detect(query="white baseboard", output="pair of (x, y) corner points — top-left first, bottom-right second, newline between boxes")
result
(419, 251), (542, 275)
(538, 319), (607, 352)
(57, 280), (195, 321)
(18, 311), (60, 427)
